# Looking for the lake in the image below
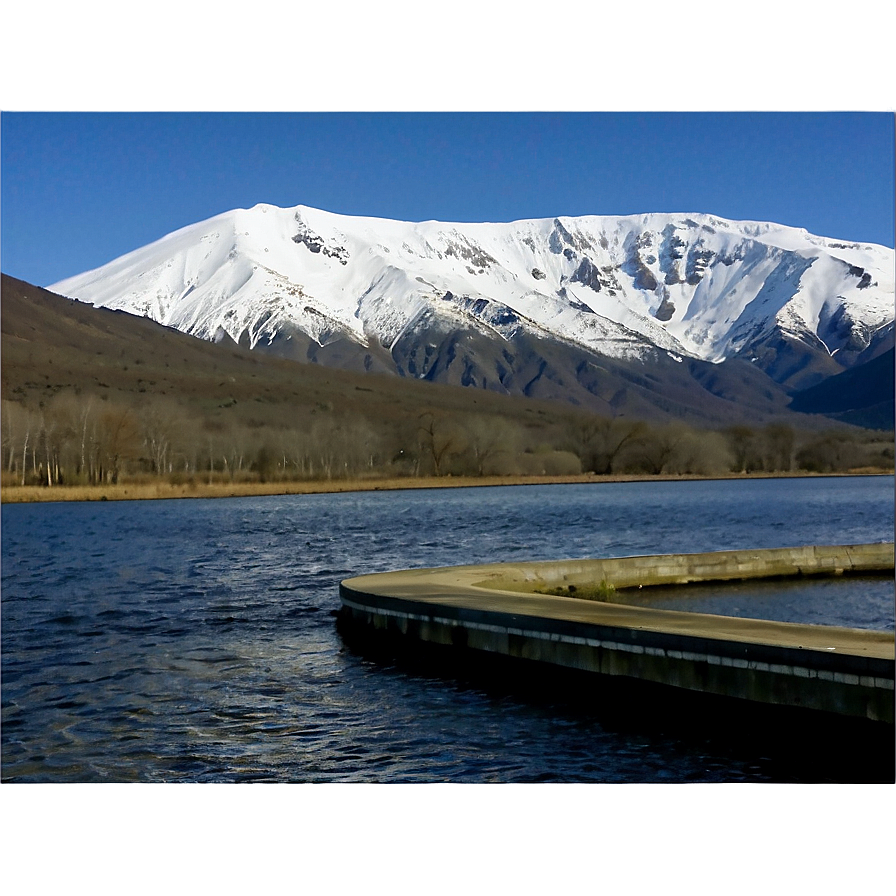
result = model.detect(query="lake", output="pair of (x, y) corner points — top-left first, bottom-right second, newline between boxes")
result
(1, 475), (893, 783)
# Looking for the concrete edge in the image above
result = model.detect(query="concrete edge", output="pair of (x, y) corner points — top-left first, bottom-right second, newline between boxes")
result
(470, 542), (896, 592)
(339, 545), (894, 722)
(341, 544), (895, 660)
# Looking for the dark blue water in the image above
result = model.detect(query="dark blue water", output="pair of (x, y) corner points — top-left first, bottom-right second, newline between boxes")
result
(2, 476), (893, 782)
(610, 574), (893, 629)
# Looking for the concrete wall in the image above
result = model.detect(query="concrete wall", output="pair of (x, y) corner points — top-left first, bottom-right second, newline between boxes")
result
(475, 543), (895, 593)
(340, 544), (895, 723)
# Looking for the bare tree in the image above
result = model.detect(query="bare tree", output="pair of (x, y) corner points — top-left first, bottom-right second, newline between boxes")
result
(464, 415), (520, 475)
(796, 429), (862, 473)
(96, 405), (141, 484)
(621, 423), (691, 475)
(724, 425), (757, 473)
(1, 401), (39, 485)
(762, 423), (795, 472)
(666, 428), (733, 475)
(139, 399), (184, 476)
(569, 417), (649, 474)
(418, 411), (467, 476)
(77, 397), (96, 480)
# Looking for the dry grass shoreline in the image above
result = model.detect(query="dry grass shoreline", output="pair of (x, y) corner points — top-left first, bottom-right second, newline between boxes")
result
(1, 470), (890, 505)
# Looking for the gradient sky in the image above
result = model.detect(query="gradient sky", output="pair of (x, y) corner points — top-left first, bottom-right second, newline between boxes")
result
(2, 111), (894, 288)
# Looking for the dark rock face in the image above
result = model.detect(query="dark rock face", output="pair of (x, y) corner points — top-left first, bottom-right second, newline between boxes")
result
(568, 297), (595, 314)
(654, 295), (676, 321)
(716, 244), (747, 266)
(659, 226), (687, 284)
(549, 219), (592, 255)
(857, 321), (896, 364)
(570, 257), (603, 292)
(294, 231), (324, 252)
(841, 261), (874, 290)
(662, 229), (686, 260)
(633, 264), (658, 291)
(560, 255), (625, 298)
(441, 291), (523, 335)
(549, 219), (577, 254)
(686, 246), (715, 285)
(292, 216), (349, 264)
(380, 309), (795, 425)
(442, 234), (498, 269)
(531, 268), (546, 280)
(820, 303), (874, 358)
(623, 231), (659, 291)
(733, 328), (844, 391)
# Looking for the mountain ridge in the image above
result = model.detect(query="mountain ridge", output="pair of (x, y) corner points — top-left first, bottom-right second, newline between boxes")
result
(48, 204), (894, 418)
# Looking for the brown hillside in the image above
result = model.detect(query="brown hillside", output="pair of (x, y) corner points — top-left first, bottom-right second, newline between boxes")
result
(4, 274), (890, 488)
(0, 274), (578, 433)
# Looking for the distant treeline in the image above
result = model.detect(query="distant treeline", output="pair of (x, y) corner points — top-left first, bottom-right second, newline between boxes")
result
(2, 392), (892, 490)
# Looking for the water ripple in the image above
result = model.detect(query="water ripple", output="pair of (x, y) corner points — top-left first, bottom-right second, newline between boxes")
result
(2, 477), (893, 782)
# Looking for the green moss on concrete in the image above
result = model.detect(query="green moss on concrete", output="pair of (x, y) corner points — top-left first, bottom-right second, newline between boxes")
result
(538, 580), (617, 601)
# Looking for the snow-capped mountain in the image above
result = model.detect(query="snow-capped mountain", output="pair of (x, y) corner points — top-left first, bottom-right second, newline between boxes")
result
(51, 204), (894, 402)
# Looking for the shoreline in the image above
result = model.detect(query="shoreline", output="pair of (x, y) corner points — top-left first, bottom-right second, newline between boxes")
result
(1, 470), (891, 505)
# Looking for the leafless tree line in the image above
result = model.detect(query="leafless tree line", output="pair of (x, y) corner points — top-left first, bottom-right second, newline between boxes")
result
(2, 392), (892, 489)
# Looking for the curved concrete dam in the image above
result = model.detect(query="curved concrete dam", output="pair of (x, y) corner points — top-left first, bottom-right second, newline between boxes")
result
(339, 544), (895, 724)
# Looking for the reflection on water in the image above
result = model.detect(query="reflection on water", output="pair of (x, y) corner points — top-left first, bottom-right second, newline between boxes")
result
(2, 476), (893, 783)
(605, 574), (894, 630)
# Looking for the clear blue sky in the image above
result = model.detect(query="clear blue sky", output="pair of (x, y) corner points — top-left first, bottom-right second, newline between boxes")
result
(2, 111), (893, 287)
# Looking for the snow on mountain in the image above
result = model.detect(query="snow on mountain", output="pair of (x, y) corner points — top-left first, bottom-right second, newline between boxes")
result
(51, 204), (894, 392)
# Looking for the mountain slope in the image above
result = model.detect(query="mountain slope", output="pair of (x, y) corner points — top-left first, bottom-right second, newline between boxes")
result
(49, 204), (894, 414)
(0, 273), (596, 430)
(789, 347), (895, 430)
(4, 274), (805, 428)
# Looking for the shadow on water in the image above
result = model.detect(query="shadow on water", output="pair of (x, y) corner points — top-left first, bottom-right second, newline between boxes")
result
(336, 611), (896, 785)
